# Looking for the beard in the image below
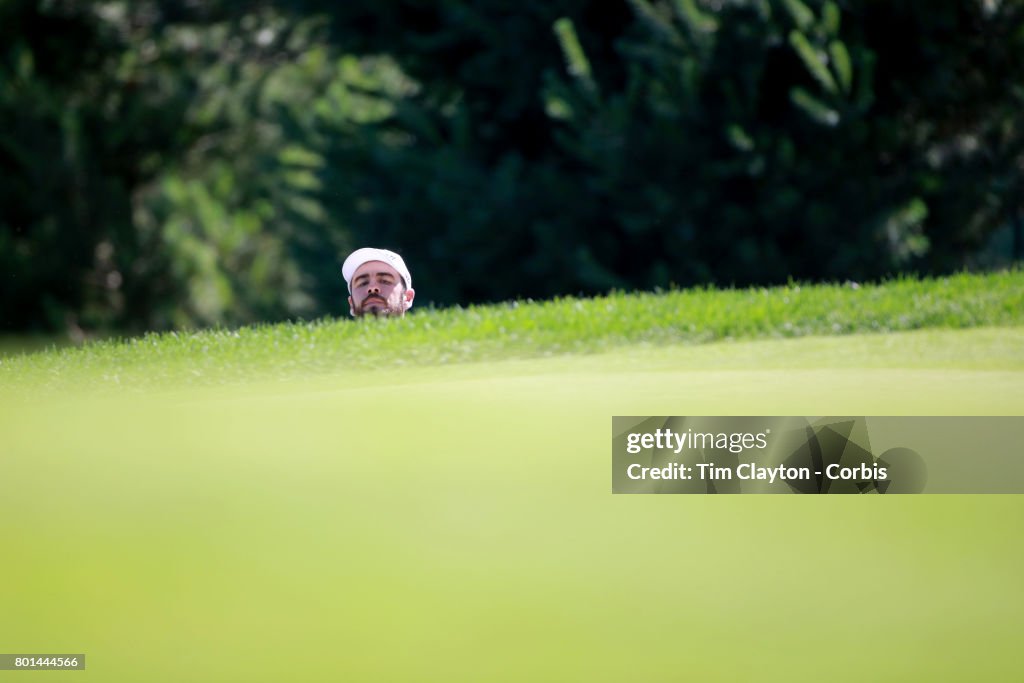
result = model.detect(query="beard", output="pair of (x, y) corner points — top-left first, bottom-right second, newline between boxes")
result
(355, 293), (404, 317)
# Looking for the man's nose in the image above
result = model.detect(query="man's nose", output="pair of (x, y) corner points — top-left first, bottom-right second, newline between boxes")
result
(368, 284), (381, 294)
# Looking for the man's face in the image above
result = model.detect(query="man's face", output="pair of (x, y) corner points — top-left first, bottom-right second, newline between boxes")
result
(348, 261), (414, 317)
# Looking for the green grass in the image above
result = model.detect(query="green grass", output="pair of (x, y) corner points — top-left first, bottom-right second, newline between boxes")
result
(2, 270), (1021, 394)
(2, 329), (1023, 681)
(1, 272), (1023, 681)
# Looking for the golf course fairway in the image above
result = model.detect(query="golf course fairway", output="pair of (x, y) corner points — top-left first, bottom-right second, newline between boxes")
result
(2, 327), (1022, 681)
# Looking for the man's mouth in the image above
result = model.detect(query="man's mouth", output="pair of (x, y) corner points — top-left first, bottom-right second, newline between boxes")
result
(362, 297), (386, 307)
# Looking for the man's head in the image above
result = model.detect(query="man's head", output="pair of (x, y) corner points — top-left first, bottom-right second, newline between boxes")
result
(342, 247), (415, 317)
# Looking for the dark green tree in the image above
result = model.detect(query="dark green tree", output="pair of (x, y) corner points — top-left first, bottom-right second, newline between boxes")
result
(314, 0), (1024, 301)
(3, 0), (1021, 332)
(0, 0), (364, 332)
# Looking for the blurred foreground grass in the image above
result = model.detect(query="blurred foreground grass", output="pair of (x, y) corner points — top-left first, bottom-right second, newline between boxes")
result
(2, 326), (1023, 681)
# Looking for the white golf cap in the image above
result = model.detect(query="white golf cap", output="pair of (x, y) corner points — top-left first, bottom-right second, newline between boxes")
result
(342, 247), (412, 293)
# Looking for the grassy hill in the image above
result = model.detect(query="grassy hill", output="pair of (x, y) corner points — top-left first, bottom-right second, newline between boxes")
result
(1, 271), (1022, 681)
(2, 269), (1021, 394)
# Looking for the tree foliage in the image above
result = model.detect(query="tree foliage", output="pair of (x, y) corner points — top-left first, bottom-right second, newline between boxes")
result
(1, 0), (374, 331)
(1, 0), (1021, 332)
(330, 0), (1024, 300)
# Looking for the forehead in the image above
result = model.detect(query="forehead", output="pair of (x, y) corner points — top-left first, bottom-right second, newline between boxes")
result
(352, 260), (400, 281)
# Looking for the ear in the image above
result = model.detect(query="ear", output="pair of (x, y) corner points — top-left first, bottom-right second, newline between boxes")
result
(403, 287), (415, 311)
(348, 295), (356, 317)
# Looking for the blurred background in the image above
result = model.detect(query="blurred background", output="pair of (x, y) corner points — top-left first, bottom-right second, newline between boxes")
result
(1, 0), (1022, 336)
